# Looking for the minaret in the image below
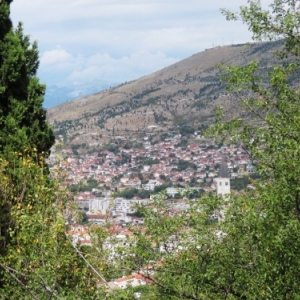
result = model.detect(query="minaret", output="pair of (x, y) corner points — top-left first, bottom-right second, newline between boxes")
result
(215, 158), (230, 198)
(214, 158), (231, 222)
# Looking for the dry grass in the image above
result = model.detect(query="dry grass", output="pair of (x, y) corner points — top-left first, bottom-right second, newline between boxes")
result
(47, 41), (282, 146)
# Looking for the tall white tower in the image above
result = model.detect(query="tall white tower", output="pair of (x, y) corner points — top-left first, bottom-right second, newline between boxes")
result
(214, 158), (231, 222)
(215, 158), (230, 198)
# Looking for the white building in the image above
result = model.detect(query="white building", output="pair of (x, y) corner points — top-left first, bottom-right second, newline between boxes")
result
(215, 158), (230, 197)
(112, 197), (150, 215)
(89, 197), (111, 214)
(214, 158), (231, 221)
(108, 273), (147, 290)
(143, 179), (161, 191)
(113, 198), (134, 214)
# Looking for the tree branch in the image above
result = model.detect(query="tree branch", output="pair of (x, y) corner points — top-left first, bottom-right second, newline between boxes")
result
(0, 263), (40, 300)
(64, 231), (112, 292)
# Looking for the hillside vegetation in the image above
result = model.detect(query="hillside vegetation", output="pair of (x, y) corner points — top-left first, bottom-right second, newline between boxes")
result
(47, 41), (286, 148)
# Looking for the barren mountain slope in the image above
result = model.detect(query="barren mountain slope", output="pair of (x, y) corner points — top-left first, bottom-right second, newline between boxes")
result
(47, 41), (282, 146)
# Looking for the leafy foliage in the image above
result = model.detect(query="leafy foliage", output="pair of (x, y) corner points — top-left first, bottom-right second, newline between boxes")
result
(0, 153), (106, 298)
(0, 0), (54, 261)
(0, 22), (54, 156)
(4, 1), (300, 299)
(113, 1), (300, 299)
(0, 2), (105, 298)
(115, 188), (151, 199)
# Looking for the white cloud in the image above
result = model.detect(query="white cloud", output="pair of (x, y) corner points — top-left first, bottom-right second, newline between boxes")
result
(10, 0), (273, 87)
(12, 0), (269, 25)
(66, 50), (178, 84)
(39, 43), (179, 85)
(41, 46), (73, 67)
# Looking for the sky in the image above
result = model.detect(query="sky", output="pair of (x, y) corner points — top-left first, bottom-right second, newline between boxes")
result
(10, 0), (271, 88)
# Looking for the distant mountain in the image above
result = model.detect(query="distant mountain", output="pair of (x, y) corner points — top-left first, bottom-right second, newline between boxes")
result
(44, 80), (120, 108)
(47, 41), (286, 148)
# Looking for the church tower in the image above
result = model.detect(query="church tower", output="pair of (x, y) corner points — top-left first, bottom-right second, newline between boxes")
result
(215, 158), (230, 198)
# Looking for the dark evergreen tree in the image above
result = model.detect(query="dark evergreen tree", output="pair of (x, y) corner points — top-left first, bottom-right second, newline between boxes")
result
(0, 1), (54, 157)
(0, 3), (106, 298)
(0, 0), (54, 267)
(0, 0), (12, 40)
(0, 155), (106, 298)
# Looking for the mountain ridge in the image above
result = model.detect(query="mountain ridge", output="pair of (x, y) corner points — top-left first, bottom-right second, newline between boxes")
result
(47, 41), (283, 148)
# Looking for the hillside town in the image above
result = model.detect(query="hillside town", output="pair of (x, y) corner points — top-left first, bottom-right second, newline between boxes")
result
(50, 132), (255, 216)
(49, 130), (256, 292)
(49, 130), (255, 226)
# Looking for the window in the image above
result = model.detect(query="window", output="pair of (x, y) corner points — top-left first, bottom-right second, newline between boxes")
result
(219, 182), (222, 186)
(225, 182), (228, 186)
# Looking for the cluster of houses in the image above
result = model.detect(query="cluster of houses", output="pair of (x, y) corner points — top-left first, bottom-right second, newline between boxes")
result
(49, 133), (256, 226)
(66, 160), (232, 293)
(49, 133), (254, 192)
(50, 133), (255, 292)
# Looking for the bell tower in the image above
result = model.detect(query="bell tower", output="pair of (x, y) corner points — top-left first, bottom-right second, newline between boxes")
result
(215, 158), (230, 198)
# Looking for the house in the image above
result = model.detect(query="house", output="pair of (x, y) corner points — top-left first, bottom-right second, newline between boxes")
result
(67, 224), (91, 245)
(109, 273), (148, 290)
(143, 179), (161, 191)
(86, 213), (107, 225)
(166, 187), (179, 197)
(89, 197), (111, 214)
(124, 177), (141, 189)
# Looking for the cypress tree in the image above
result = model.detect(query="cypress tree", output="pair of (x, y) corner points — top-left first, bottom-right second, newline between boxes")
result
(0, 0), (12, 40)
(0, 3), (105, 298)
(0, 0), (54, 258)
(0, 0), (54, 156)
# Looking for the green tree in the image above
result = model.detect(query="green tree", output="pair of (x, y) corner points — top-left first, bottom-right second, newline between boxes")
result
(115, 1), (300, 298)
(0, 21), (54, 156)
(0, 0), (55, 257)
(0, 2), (107, 298)
(0, 155), (108, 298)
(116, 188), (139, 199)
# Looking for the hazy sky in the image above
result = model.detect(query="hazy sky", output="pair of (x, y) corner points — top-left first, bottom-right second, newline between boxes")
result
(10, 0), (271, 87)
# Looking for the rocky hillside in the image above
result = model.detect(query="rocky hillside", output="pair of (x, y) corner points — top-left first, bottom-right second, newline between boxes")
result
(47, 41), (283, 148)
